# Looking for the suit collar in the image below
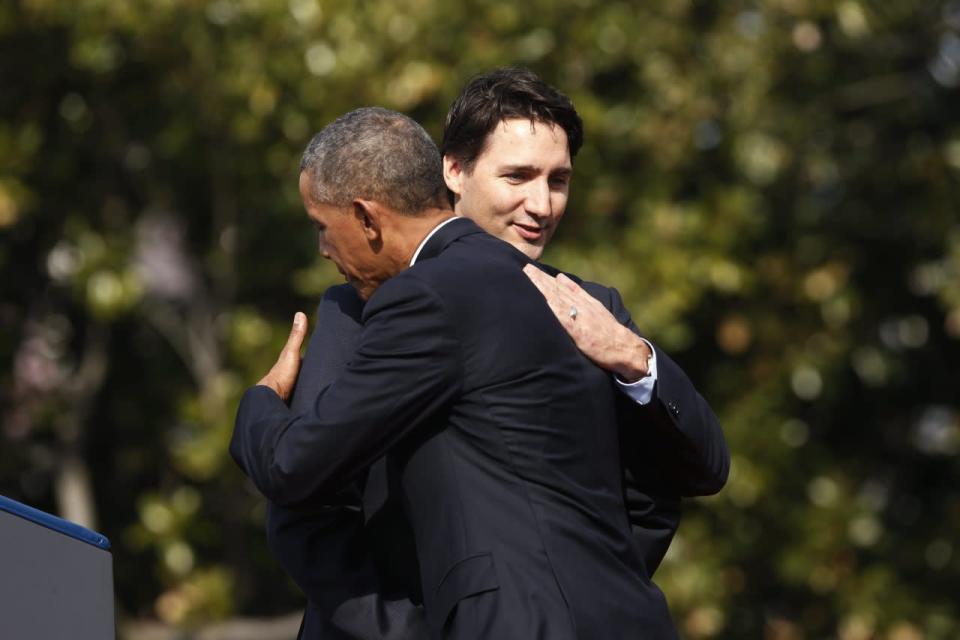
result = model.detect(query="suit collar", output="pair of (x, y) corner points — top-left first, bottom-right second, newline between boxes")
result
(410, 217), (484, 265)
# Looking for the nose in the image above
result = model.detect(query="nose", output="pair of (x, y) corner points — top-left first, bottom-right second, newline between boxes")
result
(524, 178), (551, 220)
(318, 237), (331, 259)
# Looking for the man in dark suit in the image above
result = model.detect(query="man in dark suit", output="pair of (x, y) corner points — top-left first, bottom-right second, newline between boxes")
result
(232, 106), (696, 638)
(258, 69), (730, 639)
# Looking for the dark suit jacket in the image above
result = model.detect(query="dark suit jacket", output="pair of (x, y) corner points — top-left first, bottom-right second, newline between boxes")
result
(269, 264), (729, 638)
(232, 218), (709, 638)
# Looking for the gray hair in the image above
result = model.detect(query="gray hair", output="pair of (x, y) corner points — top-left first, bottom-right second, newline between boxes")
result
(300, 107), (447, 215)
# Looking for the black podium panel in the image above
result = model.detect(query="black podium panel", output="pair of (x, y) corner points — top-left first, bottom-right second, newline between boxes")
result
(0, 496), (115, 639)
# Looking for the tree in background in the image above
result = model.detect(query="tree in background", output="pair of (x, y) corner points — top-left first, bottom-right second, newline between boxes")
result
(1, 1), (958, 637)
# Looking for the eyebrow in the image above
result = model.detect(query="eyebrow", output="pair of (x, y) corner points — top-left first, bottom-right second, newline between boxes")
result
(498, 164), (573, 176)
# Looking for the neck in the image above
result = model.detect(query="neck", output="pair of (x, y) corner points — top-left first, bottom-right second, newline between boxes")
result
(394, 207), (456, 265)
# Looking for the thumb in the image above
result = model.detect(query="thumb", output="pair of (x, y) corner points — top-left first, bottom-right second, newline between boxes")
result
(522, 263), (550, 291)
(281, 312), (308, 358)
(257, 312), (307, 402)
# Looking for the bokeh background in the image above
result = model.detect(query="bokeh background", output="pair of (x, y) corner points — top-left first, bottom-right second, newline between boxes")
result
(2, 1), (959, 638)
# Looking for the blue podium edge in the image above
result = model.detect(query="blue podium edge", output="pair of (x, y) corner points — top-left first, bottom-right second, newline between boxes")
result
(0, 495), (111, 551)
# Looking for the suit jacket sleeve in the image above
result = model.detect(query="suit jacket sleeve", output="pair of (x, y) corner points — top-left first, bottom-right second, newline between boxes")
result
(605, 286), (730, 498)
(263, 286), (427, 638)
(263, 290), (374, 609)
(231, 274), (462, 507)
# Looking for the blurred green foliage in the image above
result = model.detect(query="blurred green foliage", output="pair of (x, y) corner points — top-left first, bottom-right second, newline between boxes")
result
(2, 0), (959, 637)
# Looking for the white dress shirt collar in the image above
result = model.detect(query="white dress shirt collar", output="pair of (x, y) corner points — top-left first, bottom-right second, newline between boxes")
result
(409, 216), (464, 266)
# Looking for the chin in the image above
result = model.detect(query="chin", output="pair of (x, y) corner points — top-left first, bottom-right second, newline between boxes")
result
(522, 245), (544, 260)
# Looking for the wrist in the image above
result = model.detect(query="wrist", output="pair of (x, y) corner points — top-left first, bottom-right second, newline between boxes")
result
(257, 377), (285, 401)
(611, 330), (652, 382)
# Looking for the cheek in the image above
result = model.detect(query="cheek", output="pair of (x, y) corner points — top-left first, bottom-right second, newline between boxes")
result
(489, 187), (524, 218)
(552, 191), (568, 210)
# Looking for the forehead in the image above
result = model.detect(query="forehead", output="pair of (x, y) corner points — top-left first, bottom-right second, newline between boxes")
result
(298, 170), (315, 201)
(476, 118), (571, 169)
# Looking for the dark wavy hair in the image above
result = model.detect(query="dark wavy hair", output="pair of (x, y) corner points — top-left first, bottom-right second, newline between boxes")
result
(440, 67), (584, 172)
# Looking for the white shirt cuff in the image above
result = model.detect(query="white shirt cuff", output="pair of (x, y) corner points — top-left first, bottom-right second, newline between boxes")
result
(614, 341), (658, 405)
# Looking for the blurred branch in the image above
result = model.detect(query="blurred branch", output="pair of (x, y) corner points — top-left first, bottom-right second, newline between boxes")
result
(54, 319), (110, 529)
(141, 299), (221, 388)
(54, 453), (98, 528)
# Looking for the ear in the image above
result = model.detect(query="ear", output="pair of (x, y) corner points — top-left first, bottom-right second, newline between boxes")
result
(352, 199), (384, 242)
(443, 155), (465, 197)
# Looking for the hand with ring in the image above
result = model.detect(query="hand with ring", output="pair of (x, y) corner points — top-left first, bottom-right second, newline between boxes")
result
(521, 264), (653, 381)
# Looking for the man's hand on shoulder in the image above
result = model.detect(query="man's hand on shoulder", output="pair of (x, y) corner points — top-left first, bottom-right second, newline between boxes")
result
(257, 312), (308, 403)
(522, 265), (651, 382)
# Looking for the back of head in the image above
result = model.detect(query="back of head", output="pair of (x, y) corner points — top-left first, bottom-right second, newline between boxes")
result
(300, 107), (448, 214)
(441, 67), (584, 171)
